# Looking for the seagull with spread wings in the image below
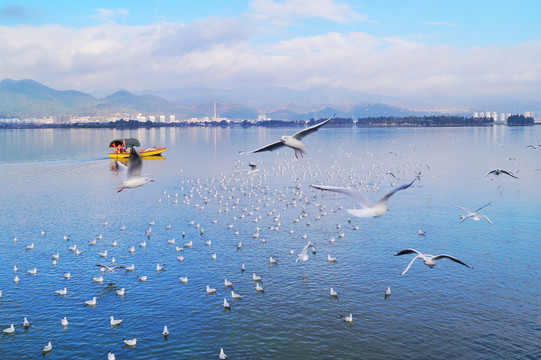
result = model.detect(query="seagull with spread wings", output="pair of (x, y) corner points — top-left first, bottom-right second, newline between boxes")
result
(452, 202), (493, 224)
(311, 179), (415, 218)
(484, 168), (518, 179)
(116, 147), (154, 192)
(395, 249), (473, 275)
(240, 115), (335, 159)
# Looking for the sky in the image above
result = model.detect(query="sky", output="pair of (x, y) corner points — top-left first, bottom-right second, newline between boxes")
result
(0, 0), (539, 106)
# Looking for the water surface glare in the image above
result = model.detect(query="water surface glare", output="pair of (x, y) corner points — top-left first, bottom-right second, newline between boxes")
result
(0, 126), (540, 359)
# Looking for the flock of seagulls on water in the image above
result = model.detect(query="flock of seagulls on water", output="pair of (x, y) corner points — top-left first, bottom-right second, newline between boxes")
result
(3, 116), (536, 359)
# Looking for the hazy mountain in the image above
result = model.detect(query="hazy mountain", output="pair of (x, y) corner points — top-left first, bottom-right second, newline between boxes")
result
(97, 91), (172, 114)
(0, 78), (455, 120)
(0, 78), (96, 117)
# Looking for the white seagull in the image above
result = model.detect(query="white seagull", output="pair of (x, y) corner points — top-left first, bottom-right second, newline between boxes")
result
(395, 249), (473, 275)
(55, 287), (68, 296)
(123, 338), (137, 346)
(311, 179), (415, 218)
(110, 316), (123, 326)
(240, 115), (335, 159)
(42, 341), (53, 352)
(3, 323), (15, 334)
(219, 348), (228, 359)
(117, 147), (154, 192)
(85, 297), (97, 306)
(453, 202), (493, 224)
(340, 314), (353, 323)
(96, 264), (125, 272)
(61, 317), (69, 326)
(296, 241), (313, 262)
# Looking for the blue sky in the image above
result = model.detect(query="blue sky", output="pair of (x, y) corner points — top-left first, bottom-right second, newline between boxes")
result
(0, 0), (539, 106)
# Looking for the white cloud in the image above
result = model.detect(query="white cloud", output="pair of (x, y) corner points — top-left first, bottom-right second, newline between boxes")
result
(90, 8), (129, 22)
(250, 0), (366, 25)
(422, 21), (460, 28)
(0, 17), (539, 102)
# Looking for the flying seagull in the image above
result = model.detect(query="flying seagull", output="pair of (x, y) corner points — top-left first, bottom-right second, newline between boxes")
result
(484, 168), (518, 179)
(96, 264), (126, 272)
(240, 115), (335, 158)
(310, 179), (415, 218)
(296, 241), (314, 262)
(248, 162), (260, 173)
(452, 202), (493, 224)
(117, 147), (154, 192)
(394, 249), (473, 275)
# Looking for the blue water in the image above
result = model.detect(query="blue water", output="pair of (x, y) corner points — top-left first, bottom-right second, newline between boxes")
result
(0, 126), (540, 359)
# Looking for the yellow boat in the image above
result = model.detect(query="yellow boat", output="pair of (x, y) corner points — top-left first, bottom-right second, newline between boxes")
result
(109, 138), (166, 159)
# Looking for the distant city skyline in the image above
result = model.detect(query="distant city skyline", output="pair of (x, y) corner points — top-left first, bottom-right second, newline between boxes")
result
(0, 0), (539, 109)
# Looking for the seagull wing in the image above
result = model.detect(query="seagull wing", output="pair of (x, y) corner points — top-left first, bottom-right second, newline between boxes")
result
(432, 254), (473, 268)
(96, 264), (111, 271)
(376, 179), (415, 205)
(475, 201), (492, 213)
(452, 204), (471, 213)
(296, 242), (311, 262)
(478, 215), (493, 224)
(394, 249), (422, 257)
(311, 184), (373, 208)
(500, 170), (518, 179)
(248, 163), (257, 170)
(484, 170), (496, 177)
(127, 147), (143, 179)
(291, 114), (335, 140)
(240, 140), (285, 155)
(400, 255), (420, 275)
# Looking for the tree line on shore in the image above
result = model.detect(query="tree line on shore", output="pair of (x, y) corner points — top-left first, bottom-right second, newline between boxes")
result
(4, 115), (536, 129)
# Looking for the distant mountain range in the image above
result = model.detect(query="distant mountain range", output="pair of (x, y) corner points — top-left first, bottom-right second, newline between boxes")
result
(0, 78), (459, 120)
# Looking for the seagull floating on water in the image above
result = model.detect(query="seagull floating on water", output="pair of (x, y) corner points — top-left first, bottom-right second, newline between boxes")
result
(55, 287), (68, 296)
(219, 348), (228, 359)
(340, 314), (353, 323)
(61, 317), (69, 326)
(117, 147), (154, 192)
(84, 297), (97, 306)
(42, 341), (53, 352)
(394, 249), (473, 275)
(3, 323), (14, 334)
(311, 179), (415, 218)
(240, 115), (335, 159)
(123, 338), (137, 346)
(110, 316), (123, 326)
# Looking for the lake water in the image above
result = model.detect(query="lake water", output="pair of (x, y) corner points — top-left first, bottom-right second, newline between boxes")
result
(0, 125), (540, 359)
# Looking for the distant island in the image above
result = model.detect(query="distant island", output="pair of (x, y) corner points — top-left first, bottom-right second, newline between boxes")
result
(506, 114), (534, 126)
(0, 115), (500, 129)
